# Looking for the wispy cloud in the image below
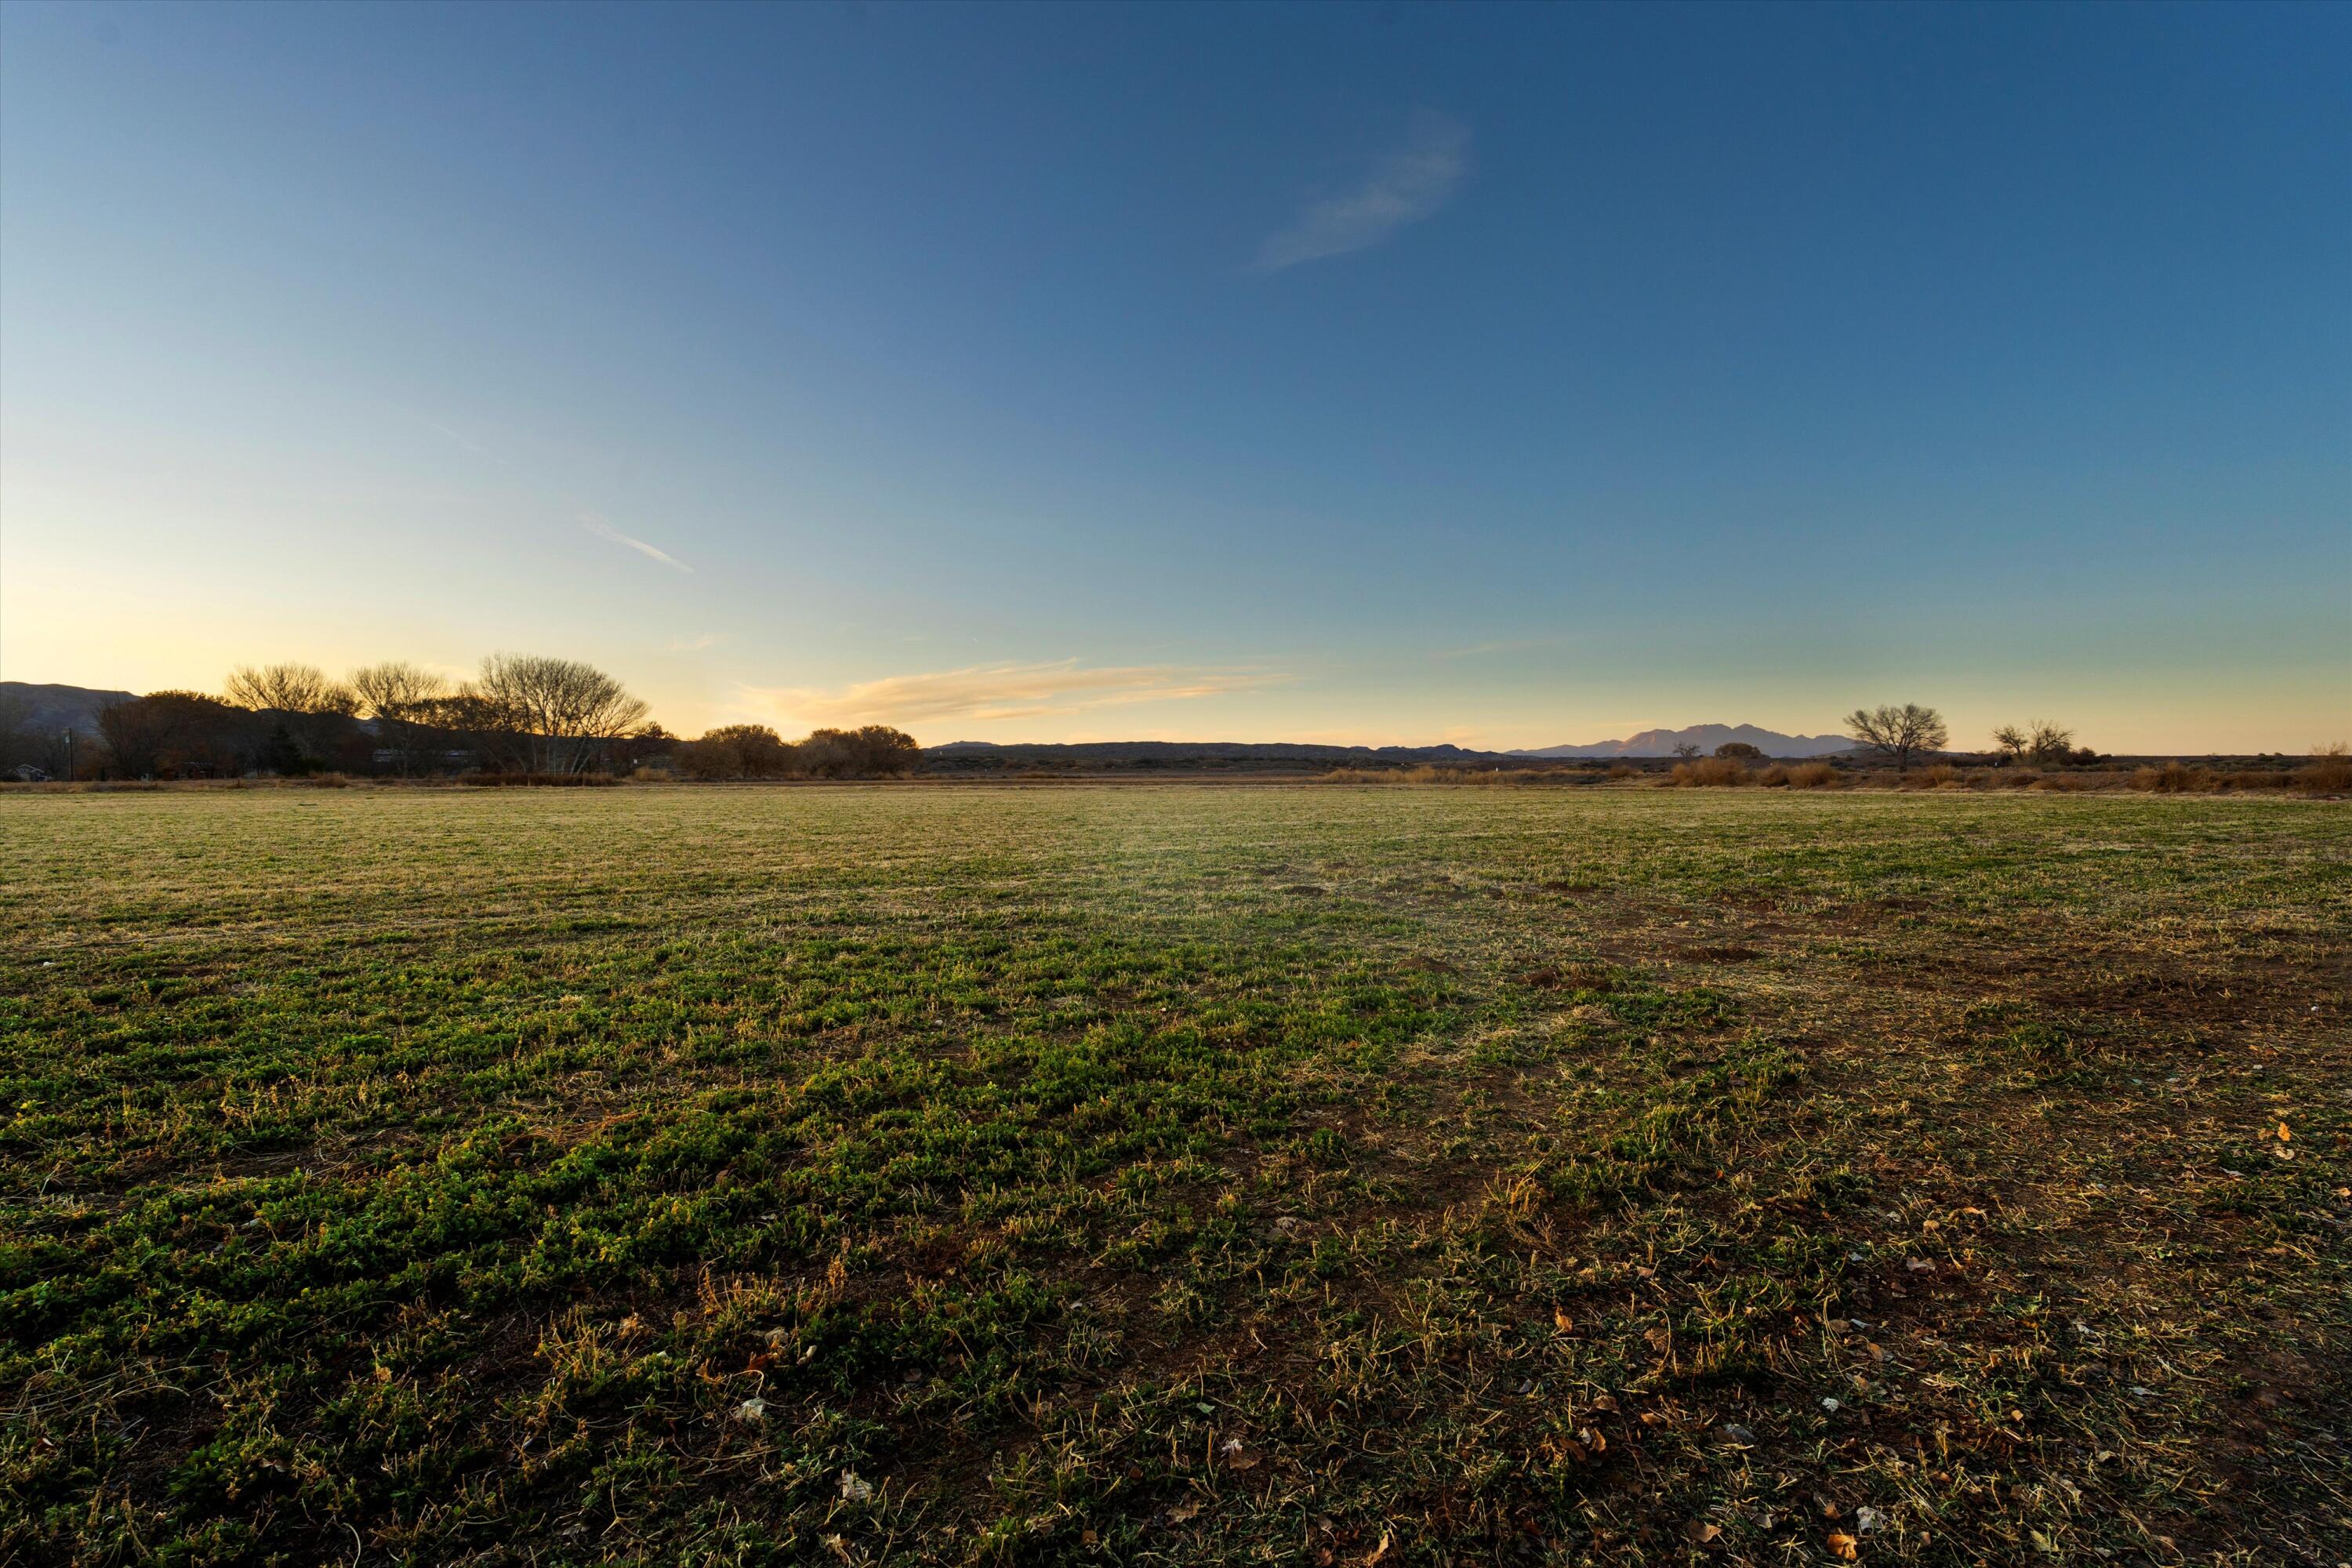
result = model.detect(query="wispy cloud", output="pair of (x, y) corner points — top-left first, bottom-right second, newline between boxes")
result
(580, 513), (691, 573)
(1254, 111), (1471, 271)
(410, 412), (489, 456)
(669, 633), (722, 653)
(745, 659), (1283, 727)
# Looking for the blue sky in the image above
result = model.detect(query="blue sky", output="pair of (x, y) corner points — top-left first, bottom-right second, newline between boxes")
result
(2, 1), (2346, 750)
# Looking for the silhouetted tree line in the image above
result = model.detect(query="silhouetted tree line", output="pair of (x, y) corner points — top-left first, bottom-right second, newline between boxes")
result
(2, 654), (916, 781)
(674, 724), (919, 779)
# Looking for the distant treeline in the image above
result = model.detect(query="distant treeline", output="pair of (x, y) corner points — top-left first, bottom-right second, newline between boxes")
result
(672, 724), (918, 780)
(0, 655), (916, 782)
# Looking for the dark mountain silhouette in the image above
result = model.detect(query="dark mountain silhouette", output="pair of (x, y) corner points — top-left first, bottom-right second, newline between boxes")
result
(1511, 723), (1856, 759)
(0, 681), (136, 735)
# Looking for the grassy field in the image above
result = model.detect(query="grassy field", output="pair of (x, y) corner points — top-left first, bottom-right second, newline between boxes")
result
(2, 785), (2346, 1567)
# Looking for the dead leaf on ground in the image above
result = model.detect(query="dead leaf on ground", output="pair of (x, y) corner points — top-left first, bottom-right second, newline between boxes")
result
(1544, 1432), (1592, 1464)
(1828, 1530), (1860, 1559)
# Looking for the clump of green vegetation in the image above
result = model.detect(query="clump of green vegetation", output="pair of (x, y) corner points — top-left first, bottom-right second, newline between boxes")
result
(0, 786), (2344, 1565)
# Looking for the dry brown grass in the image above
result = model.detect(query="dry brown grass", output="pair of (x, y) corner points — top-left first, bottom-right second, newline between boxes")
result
(1785, 760), (1837, 789)
(1666, 756), (1751, 787)
(2121, 758), (2335, 795)
(2132, 761), (2209, 793)
(1897, 762), (1975, 790)
(1318, 765), (1583, 787)
(454, 770), (623, 788)
(0, 777), (307, 794)
(2298, 744), (2352, 796)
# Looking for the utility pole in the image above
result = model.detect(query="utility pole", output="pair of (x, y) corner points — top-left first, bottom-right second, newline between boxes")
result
(64, 728), (74, 782)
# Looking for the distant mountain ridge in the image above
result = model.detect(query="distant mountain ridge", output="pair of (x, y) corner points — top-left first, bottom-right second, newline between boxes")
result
(1510, 723), (1857, 759)
(0, 681), (135, 735)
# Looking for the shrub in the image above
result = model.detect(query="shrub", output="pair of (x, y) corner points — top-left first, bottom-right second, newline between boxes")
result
(1714, 742), (1763, 760)
(2296, 744), (2352, 796)
(1668, 757), (1751, 787)
(2132, 762), (2209, 793)
(678, 724), (793, 780)
(1606, 763), (1641, 782)
(1786, 761), (1837, 789)
(1757, 764), (1789, 787)
(1903, 763), (1965, 790)
(800, 725), (921, 779)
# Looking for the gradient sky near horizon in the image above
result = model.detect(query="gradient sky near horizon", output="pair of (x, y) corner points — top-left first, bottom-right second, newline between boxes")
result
(3, 1), (2347, 753)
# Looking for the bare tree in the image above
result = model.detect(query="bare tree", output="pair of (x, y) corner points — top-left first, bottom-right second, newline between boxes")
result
(1991, 724), (2029, 764)
(1845, 702), (1948, 771)
(351, 662), (452, 775)
(472, 653), (648, 775)
(2027, 720), (2075, 764)
(225, 662), (363, 769)
(225, 662), (358, 717)
(1671, 742), (1702, 760)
